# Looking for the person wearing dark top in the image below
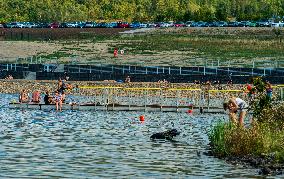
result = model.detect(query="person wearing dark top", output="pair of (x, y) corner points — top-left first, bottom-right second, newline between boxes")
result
(44, 91), (53, 104)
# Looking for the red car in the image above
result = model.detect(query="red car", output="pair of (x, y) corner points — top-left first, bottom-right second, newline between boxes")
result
(117, 22), (130, 28)
(174, 22), (186, 27)
(48, 22), (60, 28)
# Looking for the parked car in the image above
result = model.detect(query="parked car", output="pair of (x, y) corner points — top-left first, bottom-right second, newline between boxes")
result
(271, 22), (284, 27)
(36, 22), (49, 28)
(238, 21), (250, 27)
(0, 23), (5, 28)
(6, 22), (24, 28)
(23, 22), (36, 28)
(77, 22), (86, 28)
(117, 22), (130, 28)
(106, 22), (118, 28)
(97, 22), (107, 28)
(248, 21), (257, 27)
(216, 21), (228, 27)
(84, 21), (95, 28)
(227, 21), (239, 27)
(192, 21), (207, 27)
(130, 22), (141, 28)
(139, 23), (148, 28)
(66, 22), (79, 28)
(256, 19), (270, 27)
(59, 22), (68, 28)
(174, 22), (185, 27)
(48, 22), (60, 28)
(185, 21), (194, 27)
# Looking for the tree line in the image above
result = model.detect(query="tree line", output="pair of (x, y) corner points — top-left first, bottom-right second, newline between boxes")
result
(1, 0), (284, 23)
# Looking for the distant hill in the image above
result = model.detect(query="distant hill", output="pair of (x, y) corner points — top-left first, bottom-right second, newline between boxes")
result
(1, 0), (284, 23)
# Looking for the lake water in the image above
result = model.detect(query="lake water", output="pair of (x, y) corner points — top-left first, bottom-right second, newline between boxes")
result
(0, 94), (281, 178)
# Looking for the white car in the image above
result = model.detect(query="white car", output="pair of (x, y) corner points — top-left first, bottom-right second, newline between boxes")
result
(139, 23), (148, 28)
(271, 22), (284, 27)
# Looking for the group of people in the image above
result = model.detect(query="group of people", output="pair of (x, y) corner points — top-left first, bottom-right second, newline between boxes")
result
(4, 75), (13, 80)
(18, 77), (73, 112)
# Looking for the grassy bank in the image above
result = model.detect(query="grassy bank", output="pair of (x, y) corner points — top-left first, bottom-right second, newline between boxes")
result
(209, 119), (284, 161)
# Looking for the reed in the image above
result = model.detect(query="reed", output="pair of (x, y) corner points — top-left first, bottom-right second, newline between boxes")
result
(209, 120), (284, 163)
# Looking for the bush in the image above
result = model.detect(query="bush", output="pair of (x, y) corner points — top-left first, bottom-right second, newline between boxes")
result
(209, 120), (284, 162)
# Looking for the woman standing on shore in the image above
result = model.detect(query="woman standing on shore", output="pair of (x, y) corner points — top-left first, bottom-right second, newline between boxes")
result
(223, 97), (249, 126)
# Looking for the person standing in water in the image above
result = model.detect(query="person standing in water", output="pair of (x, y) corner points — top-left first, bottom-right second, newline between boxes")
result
(223, 97), (249, 126)
(54, 91), (62, 112)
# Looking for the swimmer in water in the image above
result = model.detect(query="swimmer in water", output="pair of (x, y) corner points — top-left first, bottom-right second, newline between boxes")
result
(223, 97), (249, 126)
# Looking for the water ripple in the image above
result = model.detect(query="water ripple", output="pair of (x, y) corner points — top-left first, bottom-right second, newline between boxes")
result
(0, 94), (282, 178)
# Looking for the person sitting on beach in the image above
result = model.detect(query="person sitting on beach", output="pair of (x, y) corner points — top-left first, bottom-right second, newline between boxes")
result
(31, 90), (41, 103)
(54, 91), (62, 112)
(19, 89), (29, 103)
(223, 97), (249, 126)
(44, 91), (53, 105)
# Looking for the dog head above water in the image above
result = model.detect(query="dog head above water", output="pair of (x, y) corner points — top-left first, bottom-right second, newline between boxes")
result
(150, 129), (181, 140)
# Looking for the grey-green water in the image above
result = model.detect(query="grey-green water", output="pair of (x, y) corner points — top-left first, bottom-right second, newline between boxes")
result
(0, 94), (281, 178)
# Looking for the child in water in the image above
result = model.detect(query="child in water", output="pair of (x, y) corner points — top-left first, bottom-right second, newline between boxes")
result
(223, 97), (249, 126)
(54, 91), (62, 112)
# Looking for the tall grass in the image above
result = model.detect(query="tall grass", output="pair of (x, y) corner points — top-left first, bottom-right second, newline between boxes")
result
(209, 106), (284, 163)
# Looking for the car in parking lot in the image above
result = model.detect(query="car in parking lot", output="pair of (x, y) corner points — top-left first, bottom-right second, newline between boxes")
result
(228, 21), (239, 27)
(48, 22), (60, 28)
(216, 21), (228, 27)
(130, 22), (141, 28)
(256, 19), (270, 27)
(6, 22), (24, 28)
(185, 21), (194, 27)
(84, 21), (96, 28)
(174, 22), (185, 27)
(106, 22), (118, 28)
(139, 23), (148, 28)
(248, 21), (257, 27)
(0, 23), (5, 28)
(117, 22), (130, 28)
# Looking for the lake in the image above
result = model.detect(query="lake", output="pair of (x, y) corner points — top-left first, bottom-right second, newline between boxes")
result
(0, 94), (280, 178)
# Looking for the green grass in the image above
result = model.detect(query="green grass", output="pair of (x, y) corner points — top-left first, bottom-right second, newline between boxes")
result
(37, 51), (75, 59)
(110, 33), (284, 61)
(209, 121), (284, 163)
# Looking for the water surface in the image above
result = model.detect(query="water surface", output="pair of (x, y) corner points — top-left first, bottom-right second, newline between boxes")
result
(0, 94), (281, 178)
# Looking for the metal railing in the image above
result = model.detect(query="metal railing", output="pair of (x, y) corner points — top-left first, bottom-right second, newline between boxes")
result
(78, 85), (284, 113)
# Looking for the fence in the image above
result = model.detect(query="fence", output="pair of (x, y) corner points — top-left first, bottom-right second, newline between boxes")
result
(77, 85), (284, 113)
(1, 57), (284, 68)
(1, 63), (284, 83)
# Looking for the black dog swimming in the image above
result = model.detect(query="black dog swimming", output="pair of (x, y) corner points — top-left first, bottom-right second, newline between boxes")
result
(150, 129), (180, 140)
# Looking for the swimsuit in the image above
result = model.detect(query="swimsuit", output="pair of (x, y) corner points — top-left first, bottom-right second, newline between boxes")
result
(54, 94), (62, 102)
(235, 98), (248, 112)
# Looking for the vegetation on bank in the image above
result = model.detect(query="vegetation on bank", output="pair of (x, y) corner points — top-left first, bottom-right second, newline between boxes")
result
(1, 0), (284, 23)
(209, 77), (284, 166)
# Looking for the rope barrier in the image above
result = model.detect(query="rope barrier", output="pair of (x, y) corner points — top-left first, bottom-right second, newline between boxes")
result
(208, 89), (243, 92)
